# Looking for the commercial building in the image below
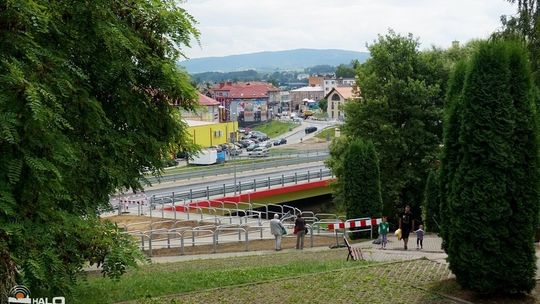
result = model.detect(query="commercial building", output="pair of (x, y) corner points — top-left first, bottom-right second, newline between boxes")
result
(210, 82), (280, 125)
(289, 86), (324, 111)
(186, 120), (238, 148)
(180, 93), (239, 148)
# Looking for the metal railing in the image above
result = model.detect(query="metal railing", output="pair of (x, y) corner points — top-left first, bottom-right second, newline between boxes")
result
(129, 223), (317, 257)
(147, 168), (332, 205)
(144, 153), (328, 184)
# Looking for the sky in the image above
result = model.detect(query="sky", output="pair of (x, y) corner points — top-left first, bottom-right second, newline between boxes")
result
(180, 0), (517, 59)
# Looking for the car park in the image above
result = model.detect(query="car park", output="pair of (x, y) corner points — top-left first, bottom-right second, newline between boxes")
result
(246, 143), (260, 151)
(261, 141), (273, 148)
(249, 131), (269, 141)
(305, 126), (317, 134)
(237, 140), (251, 148)
(248, 147), (269, 157)
(229, 147), (242, 156)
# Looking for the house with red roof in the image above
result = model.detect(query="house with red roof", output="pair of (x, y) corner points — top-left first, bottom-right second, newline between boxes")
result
(325, 86), (360, 121)
(210, 81), (280, 125)
(182, 93), (221, 122)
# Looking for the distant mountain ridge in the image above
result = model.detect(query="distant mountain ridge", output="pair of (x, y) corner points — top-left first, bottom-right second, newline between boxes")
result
(180, 49), (370, 74)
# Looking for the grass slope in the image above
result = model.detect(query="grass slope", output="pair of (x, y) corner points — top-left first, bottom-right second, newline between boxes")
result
(71, 250), (368, 303)
(252, 121), (295, 138)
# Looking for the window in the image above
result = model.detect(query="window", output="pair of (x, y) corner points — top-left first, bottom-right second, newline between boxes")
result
(331, 102), (334, 110)
(331, 94), (340, 101)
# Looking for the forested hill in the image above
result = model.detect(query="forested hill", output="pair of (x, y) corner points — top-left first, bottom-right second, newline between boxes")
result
(180, 49), (369, 73)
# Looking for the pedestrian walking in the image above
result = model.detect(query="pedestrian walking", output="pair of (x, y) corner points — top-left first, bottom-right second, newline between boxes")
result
(294, 214), (306, 250)
(378, 216), (389, 249)
(398, 205), (415, 250)
(415, 224), (424, 250)
(270, 214), (286, 251)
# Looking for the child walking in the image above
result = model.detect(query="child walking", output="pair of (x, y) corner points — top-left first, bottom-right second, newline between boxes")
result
(415, 225), (424, 250)
(378, 216), (389, 249)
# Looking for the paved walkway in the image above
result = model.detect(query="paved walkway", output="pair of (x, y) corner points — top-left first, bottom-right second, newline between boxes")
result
(147, 234), (446, 264)
(146, 234), (540, 280)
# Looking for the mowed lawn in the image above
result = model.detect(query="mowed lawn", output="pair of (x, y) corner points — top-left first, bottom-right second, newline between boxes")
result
(71, 249), (456, 304)
(252, 121), (296, 138)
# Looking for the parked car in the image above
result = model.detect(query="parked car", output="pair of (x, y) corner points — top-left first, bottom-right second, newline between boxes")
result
(229, 147), (242, 156)
(248, 147), (269, 157)
(246, 143), (260, 151)
(237, 140), (251, 148)
(261, 141), (273, 148)
(305, 126), (318, 134)
(273, 138), (287, 146)
(249, 131), (269, 141)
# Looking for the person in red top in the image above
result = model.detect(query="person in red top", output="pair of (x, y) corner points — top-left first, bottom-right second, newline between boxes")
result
(294, 214), (306, 250)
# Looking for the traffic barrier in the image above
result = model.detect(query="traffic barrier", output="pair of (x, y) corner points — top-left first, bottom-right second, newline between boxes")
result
(327, 218), (382, 230)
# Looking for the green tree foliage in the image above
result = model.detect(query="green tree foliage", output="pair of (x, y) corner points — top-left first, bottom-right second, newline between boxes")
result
(438, 60), (468, 250)
(0, 0), (199, 297)
(422, 170), (440, 232)
(342, 139), (383, 220)
(326, 136), (349, 207)
(501, 0), (540, 85)
(339, 30), (450, 218)
(335, 63), (356, 78)
(318, 99), (328, 112)
(444, 39), (539, 293)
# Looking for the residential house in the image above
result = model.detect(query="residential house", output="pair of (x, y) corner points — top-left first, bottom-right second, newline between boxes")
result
(325, 87), (360, 120)
(182, 93), (220, 122)
(323, 77), (356, 94)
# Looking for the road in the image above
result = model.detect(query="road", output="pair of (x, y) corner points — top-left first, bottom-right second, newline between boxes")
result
(141, 162), (327, 197)
(274, 118), (341, 145)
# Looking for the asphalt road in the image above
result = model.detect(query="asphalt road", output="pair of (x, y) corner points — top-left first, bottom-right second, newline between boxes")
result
(142, 162), (327, 197)
(279, 119), (340, 144)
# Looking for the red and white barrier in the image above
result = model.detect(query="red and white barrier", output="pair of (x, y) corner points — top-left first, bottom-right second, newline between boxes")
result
(116, 194), (148, 211)
(327, 218), (382, 230)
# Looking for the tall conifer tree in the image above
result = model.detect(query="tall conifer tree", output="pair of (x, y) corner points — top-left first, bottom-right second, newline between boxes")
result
(444, 40), (539, 293)
(342, 139), (383, 220)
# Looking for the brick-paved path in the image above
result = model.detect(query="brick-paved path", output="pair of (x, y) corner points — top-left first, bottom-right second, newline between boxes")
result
(155, 259), (458, 304)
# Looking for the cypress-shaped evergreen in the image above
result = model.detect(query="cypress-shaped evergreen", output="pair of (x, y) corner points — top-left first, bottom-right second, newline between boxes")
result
(445, 39), (539, 293)
(342, 139), (383, 220)
(439, 60), (468, 250)
(422, 170), (440, 232)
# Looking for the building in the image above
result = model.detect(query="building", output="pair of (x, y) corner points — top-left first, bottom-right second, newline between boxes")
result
(308, 76), (324, 87)
(182, 93), (220, 122)
(325, 87), (360, 120)
(323, 77), (356, 94)
(210, 82), (280, 125)
(186, 120), (238, 148)
(289, 86), (324, 111)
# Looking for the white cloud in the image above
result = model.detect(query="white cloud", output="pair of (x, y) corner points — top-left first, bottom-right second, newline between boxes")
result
(180, 0), (516, 58)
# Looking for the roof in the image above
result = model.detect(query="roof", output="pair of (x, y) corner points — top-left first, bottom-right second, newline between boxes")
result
(290, 86), (324, 92)
(198, 93), (220, 106)
(325, 87), (357, 100)
(184, 119), (215, 127)
(212, 82), (279, 99)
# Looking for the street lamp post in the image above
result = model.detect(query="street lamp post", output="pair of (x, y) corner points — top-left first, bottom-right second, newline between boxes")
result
(219, 105), (238, 195)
